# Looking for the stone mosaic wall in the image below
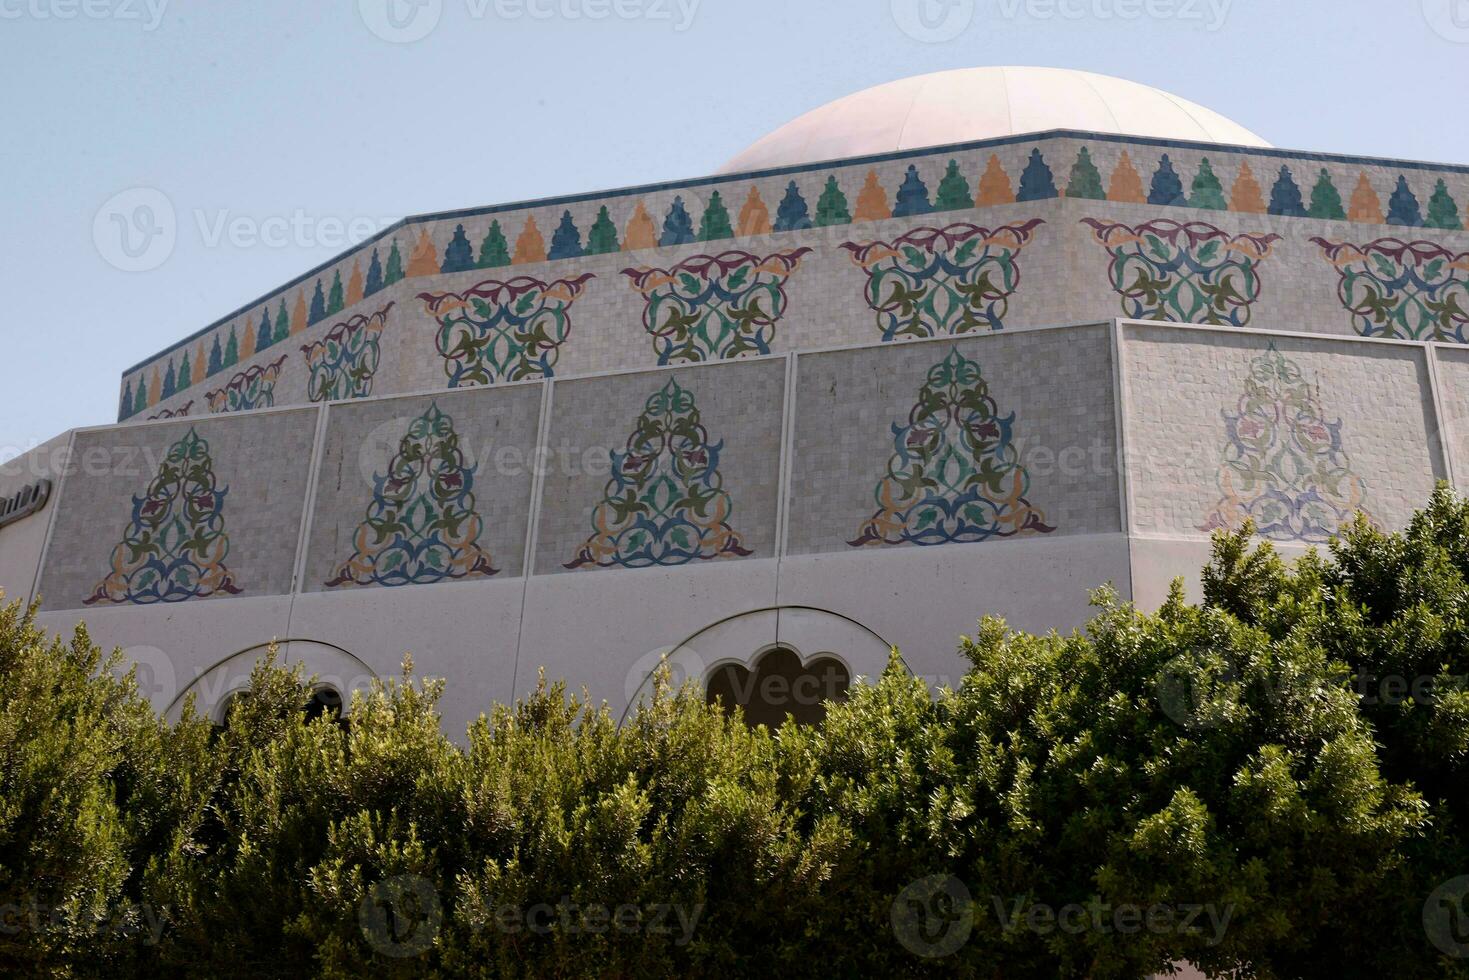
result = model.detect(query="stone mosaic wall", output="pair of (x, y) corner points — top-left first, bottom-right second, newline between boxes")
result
(1431, 345), (1469, 494)
(787, 325), (1120, 555)
(121, 132), (1469, 423)
(1122, 325), (1443, 542)
(302, 383), (543, 590)
(36, 322), (1469, 616)
(38, 411), (317, 609)
(533, 357), (786, 575)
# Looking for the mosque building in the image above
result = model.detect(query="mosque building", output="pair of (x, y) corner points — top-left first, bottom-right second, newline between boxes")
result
(2, 67), (1464, 730)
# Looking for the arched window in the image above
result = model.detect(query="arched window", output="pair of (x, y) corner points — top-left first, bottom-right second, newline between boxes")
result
(213, 686), (349, 729)
(303, 686), (344, 724)
(213, 690), (244, 728)
(706, 647), (851, 728)
(162, 640), (377, 727)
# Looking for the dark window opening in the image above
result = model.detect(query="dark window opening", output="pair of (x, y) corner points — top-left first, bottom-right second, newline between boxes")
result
(213, 686), (349, 730)
(304, 687), (344, 724)
(705, 648), (850, 728)
(214, 692), (242, 729)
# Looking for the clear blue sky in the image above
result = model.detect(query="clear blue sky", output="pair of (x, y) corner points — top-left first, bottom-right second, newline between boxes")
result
(2, 0), (1467, 461)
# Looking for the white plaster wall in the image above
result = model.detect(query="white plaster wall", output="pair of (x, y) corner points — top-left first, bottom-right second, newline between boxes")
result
(35, 595), (293, 714)
(31, 532), (1131, 733)
(0, 433), (70, 607)
(1127, 537), (1314, 612)
(517, 557), (780, 720)
(776, 532), (1133, 691)
(1432, 344), (1469, 492)
(285, 576), (525, 735)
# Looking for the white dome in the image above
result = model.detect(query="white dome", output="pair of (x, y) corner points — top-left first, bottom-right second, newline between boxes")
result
(717, 66), (1270, 175)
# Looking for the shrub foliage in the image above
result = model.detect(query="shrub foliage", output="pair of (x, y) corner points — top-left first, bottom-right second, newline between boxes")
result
(7, 489), (1469, 976)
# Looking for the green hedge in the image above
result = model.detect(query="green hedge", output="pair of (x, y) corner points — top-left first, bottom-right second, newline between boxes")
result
(6, 488), (1469, 977)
